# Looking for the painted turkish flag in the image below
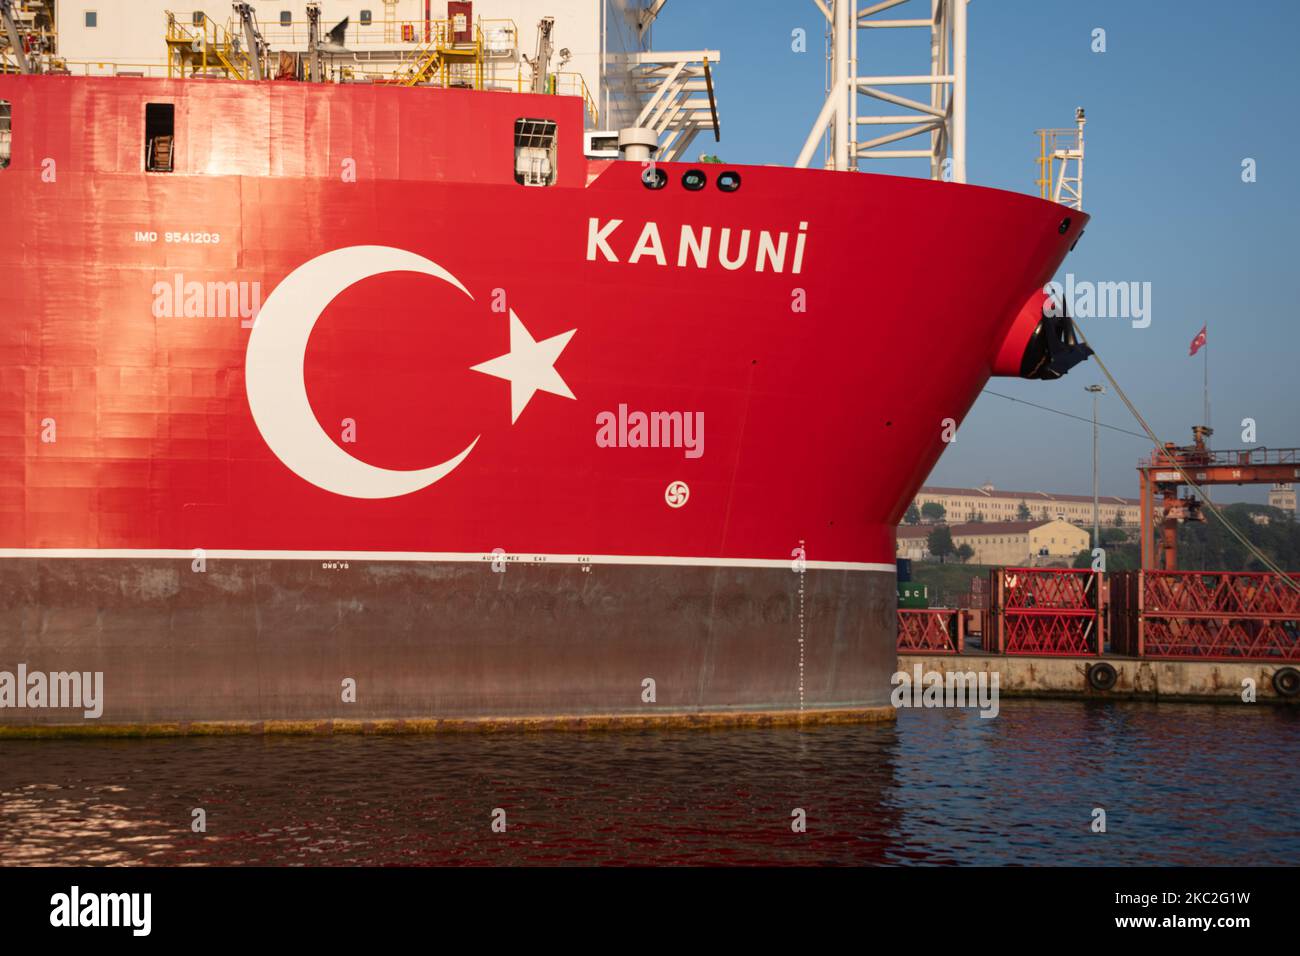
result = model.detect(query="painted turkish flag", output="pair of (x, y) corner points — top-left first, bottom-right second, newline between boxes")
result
(1189, 324), (1207, 356)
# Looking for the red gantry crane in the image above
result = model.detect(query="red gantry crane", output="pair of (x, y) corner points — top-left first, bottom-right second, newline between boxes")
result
(1138, 426), (1300, 569)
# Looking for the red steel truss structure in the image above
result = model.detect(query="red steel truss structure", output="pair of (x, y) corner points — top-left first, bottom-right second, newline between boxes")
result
(897, 608), (963, 654)
(1111, 570), (1300, 661)
(988, 567), (1103, 657)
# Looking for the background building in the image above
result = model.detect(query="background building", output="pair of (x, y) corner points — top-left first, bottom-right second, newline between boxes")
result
(1269, 483), (1296, 517)
(896, 517), (1090, 566)
(909, 483), (1141, 527)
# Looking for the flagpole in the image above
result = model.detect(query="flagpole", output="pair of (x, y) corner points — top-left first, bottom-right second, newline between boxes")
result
(1203, 324), (1209, 429)
(1204, 329), (1211, 504)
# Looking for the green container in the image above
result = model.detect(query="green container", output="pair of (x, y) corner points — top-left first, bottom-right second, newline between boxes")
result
(897, 583), (929, 609)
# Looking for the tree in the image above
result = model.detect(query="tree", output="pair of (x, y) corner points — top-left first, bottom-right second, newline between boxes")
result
(904, 503), (921, 525)
(921, 502), (946, 524)
(1112, 511), (1126, 528)
(955, 543), (975, 564)
(1100, 527), (1128, 547)
(967, 511), (985, 523)
(1073, 544), (1139, 571)
(1176, 503), (1300, 571)
(927, 526), (955, 563)
(1017, 500), (1032, 521)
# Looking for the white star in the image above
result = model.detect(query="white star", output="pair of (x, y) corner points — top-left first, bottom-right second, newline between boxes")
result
(470, 310), (577, 424)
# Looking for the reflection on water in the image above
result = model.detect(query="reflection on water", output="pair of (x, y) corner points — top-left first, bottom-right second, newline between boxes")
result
(1, 700), (1297, 865)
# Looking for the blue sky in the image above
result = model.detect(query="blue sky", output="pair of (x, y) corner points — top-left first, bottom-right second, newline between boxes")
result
(655, 0), (1299, 502)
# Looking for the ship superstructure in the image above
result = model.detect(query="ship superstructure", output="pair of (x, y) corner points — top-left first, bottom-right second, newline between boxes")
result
(2, 1), (721, 160)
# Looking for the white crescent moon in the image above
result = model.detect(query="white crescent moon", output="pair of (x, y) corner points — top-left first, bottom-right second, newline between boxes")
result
(245, 245), (479, 499)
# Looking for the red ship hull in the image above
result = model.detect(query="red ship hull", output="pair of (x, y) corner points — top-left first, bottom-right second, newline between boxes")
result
(0, 77), (1087, 730)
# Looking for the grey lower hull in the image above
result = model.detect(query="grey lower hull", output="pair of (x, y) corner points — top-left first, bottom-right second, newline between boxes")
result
(0, 558), (897, 728)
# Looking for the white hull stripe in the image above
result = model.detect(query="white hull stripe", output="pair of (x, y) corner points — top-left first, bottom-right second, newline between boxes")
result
(0, 548), (896, 573)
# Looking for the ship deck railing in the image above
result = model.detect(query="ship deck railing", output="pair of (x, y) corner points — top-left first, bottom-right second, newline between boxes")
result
(46, 60), (172, 78)
(256, 18), (517, 54)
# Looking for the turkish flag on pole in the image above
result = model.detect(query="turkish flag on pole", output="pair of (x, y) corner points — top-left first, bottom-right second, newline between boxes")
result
(1189, 324), (1207, 356)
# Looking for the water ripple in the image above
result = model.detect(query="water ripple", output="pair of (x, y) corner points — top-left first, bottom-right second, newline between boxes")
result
(0, 700), (1296, 865)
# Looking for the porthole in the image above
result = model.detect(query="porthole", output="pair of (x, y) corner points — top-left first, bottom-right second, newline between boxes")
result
(716, 170), (741, 192)
(681, 169), (707, 191)
(642, 166), (667, 190)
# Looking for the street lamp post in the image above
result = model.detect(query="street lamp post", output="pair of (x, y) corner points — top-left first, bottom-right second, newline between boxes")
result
(1085, 384), (1105, 551)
